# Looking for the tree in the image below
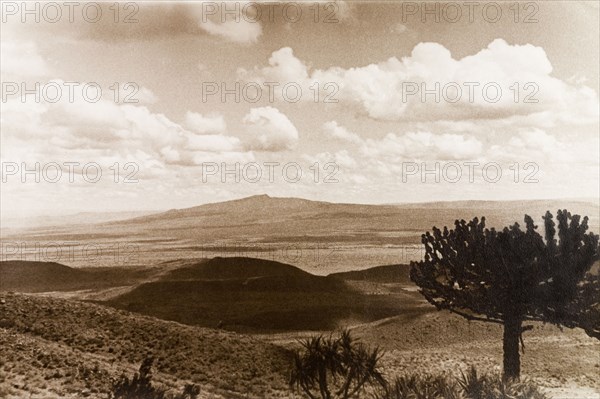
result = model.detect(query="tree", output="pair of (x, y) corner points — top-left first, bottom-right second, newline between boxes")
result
(410, 209), (599, 380)
(289, 330), (387, 398)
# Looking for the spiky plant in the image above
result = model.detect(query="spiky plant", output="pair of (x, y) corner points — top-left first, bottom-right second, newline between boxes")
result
(289, 330), (386, 399)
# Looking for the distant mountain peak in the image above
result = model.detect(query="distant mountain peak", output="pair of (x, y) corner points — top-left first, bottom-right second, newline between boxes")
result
(219, 194), (273, 205)
(245, 194), (271, 200)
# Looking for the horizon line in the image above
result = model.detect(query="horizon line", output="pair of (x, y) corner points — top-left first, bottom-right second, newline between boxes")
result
(3, 194), (598, 221)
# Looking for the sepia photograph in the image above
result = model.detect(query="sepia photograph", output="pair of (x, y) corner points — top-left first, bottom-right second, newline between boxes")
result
(0, 1), (599, 398)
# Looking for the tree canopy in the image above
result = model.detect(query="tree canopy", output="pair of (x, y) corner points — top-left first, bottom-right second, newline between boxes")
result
(410, 209), (599, 378)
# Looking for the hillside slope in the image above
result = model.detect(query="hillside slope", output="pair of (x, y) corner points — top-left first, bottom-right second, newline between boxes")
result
(0, 261), (85, 292)
(0, 261), (153, 293)
(0, 293), (291, 398)
(329, 264), (412, 283)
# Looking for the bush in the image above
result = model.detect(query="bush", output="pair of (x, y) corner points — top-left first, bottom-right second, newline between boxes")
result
(111, 357), (200, 399)
(376, 367), (548, 399)
(289, 330), (386, 398)
(379, 374), (459, 399)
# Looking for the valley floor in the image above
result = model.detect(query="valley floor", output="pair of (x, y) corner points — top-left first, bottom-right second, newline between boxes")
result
(1, 257), (599, 398)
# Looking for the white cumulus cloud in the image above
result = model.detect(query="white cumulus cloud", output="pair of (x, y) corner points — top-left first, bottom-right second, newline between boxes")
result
(243, 39), (599, 125)
(242, 106), (299, 151)
(185, 112), (227, 134)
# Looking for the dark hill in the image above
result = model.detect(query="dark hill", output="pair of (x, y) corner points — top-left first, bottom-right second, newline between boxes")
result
(107, 257), (355, 332)
(0, 261), (152, 293)
(162, 256), (312, 281)
(329, 264), (412, 283)
(106, 257), (423, 332)
(0, 261), (85, 292)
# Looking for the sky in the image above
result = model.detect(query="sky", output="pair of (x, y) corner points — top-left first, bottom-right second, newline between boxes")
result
(1, 1), (599, 218)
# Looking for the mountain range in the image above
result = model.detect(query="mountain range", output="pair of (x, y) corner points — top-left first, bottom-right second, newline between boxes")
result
(2, 195), (598, 273)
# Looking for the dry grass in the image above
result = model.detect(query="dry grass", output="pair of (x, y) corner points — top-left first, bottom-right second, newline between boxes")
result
(0, 293), (292, 398)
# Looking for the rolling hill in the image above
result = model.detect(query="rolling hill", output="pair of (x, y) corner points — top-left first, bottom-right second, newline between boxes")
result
(105, 257), (422, 332)
(0, 258), (424, 334)
(162, 256), (313, 281)
(0, 261), (85, 292)
(0, 261), (154, 293)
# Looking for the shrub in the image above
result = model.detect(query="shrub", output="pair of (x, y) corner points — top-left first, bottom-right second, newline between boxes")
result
(289, 330), (386, 398)
(458, 366), (547, 399)
(111, 357), (200, 399)
(375, 367), (548, 399)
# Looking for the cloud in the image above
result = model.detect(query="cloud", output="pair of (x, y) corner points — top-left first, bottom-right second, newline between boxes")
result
(243, 39), (599, 125)
(508, 129), (560, 154)
(485, 129), (599, 192)
(1, 82), (251, 169)
(361, 132), (483, 160)
(262, 47), (309, 82)
(304, 149), (357, 169)
(188, 2), (262, 44)
(389, 22), (408, 34)
(0, 40), (49, 78)
(321, 120), (484, 161)
(185, 112), (227, 134)
(15, 3), (263, 44)
(137, 87), (159, 104)
(171, 2), (262, 44)
(488, 128), (595, 165)
(242, 106), (299, 151)
(186, 134), (241, 152)
(199, 18), (262, 44)
(323, 121), (362, 144)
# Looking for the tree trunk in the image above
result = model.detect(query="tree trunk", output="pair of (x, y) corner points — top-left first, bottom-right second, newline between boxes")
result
(502, 317), (521, 381)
